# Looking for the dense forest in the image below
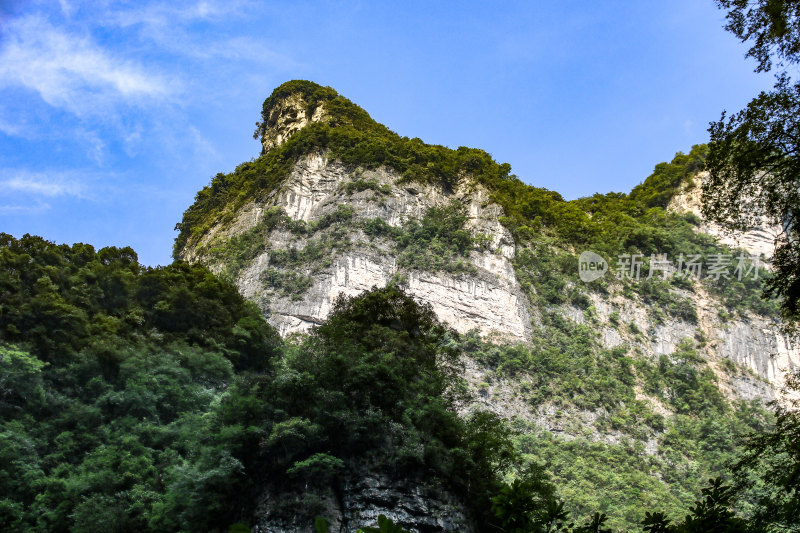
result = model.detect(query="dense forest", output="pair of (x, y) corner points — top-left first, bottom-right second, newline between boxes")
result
(1, 230), (798, 531)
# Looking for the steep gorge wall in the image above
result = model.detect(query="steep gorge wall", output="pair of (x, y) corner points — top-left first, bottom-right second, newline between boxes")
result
(188, 151), (532, 341)
(667, 174), (782, 259)
(184, 150), (799, 399)
(666, 175), (798, 394)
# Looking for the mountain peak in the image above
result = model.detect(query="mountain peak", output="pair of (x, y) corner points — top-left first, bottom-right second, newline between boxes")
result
(254, 81), (335, 153)
(254, 80), (377, 153)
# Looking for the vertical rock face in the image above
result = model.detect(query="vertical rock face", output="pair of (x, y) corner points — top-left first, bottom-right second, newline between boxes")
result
(190, 151), (532, 342)
(259, 93), (328, 154)
(585, 289), (798, 401)
(666, 174), (799, 393)
(667, 173), (783, 259)
(252, 470), (475, 533)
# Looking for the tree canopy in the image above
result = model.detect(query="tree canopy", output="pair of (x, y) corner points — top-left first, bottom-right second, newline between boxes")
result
(703, 5), (800, 529)
(705, 0), (800, 326)
(716, 0), (800, 72)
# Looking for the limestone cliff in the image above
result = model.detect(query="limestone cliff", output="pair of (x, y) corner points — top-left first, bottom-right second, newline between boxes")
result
(185, 152), (530, 341)
(181, 88), (797, 399)
(176, 81), (800, 531)
(667, 174), (783, 259)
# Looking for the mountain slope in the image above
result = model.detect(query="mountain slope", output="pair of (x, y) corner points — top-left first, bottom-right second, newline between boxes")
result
(176, 80), (800, 529)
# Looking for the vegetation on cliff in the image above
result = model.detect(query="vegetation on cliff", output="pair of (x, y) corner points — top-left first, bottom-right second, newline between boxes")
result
(178, 81), (708, 255)
(165, 78), (793, 531)
(176, 82), (775, 317)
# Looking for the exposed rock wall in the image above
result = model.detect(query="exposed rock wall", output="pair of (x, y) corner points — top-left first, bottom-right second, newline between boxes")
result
(667, 176), (799, 394)
(184, 151), (800, 397)
(667, 173), (783, 259)
(191, 151), (531, 341)
(179, 85), (800, 531)
(260, 93), (328, 154)
(252, 470), (474, 533)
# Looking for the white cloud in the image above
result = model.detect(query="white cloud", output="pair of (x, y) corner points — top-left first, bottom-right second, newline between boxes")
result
(0, 202), (51, 215)
(0, 15), (174, 117)
(100, 1), (299, 68)
(0, 115), (25, 137)
(1, 170), (87, 198)
(106, 0), (250, 29)
(58, 0), (74, 18)
(75, 128), (107, 164)
(187, 125), (219, 160)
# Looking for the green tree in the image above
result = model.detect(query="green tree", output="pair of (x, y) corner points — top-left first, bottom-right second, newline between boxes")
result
(705, 1), (800, 325)
(0, 234), (280, 532)
(491, 477), (569, 533)
(732, 370), (800, 531)
(699, 7), (800, 520)
(716, 0), (800, 72)
(0, 344), (46, 411)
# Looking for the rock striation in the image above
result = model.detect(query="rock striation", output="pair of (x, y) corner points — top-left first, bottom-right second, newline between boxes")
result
(187, 150), (531, 342)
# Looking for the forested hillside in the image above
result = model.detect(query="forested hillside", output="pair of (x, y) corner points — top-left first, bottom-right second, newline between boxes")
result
(2, 232), (797, 532)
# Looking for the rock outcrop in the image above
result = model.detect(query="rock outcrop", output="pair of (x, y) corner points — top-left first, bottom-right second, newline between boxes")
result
(252, 470), (474, 533)
(667, 174), (783, 259)
(188, 151), (531, 342)
(259, 93), (329, 154)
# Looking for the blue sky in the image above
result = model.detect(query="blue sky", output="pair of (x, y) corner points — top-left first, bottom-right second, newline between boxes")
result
(0, 0), (775, 266)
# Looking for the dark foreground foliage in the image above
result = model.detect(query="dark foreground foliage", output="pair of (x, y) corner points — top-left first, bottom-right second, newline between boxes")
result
(1, 233), (797, 531)
(0, 233), (553, 530)
(0, 233), (280, 531)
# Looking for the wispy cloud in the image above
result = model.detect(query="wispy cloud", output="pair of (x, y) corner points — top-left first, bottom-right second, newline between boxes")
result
(0, 15), (174, 117)
(58, 0), (75, 18)
(106, 0), (248, 28)
(1, 170), (87, 198)
(100, 1), (299, 68)
(0, 113), (26, 137)
(0, 202), (51, 215)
